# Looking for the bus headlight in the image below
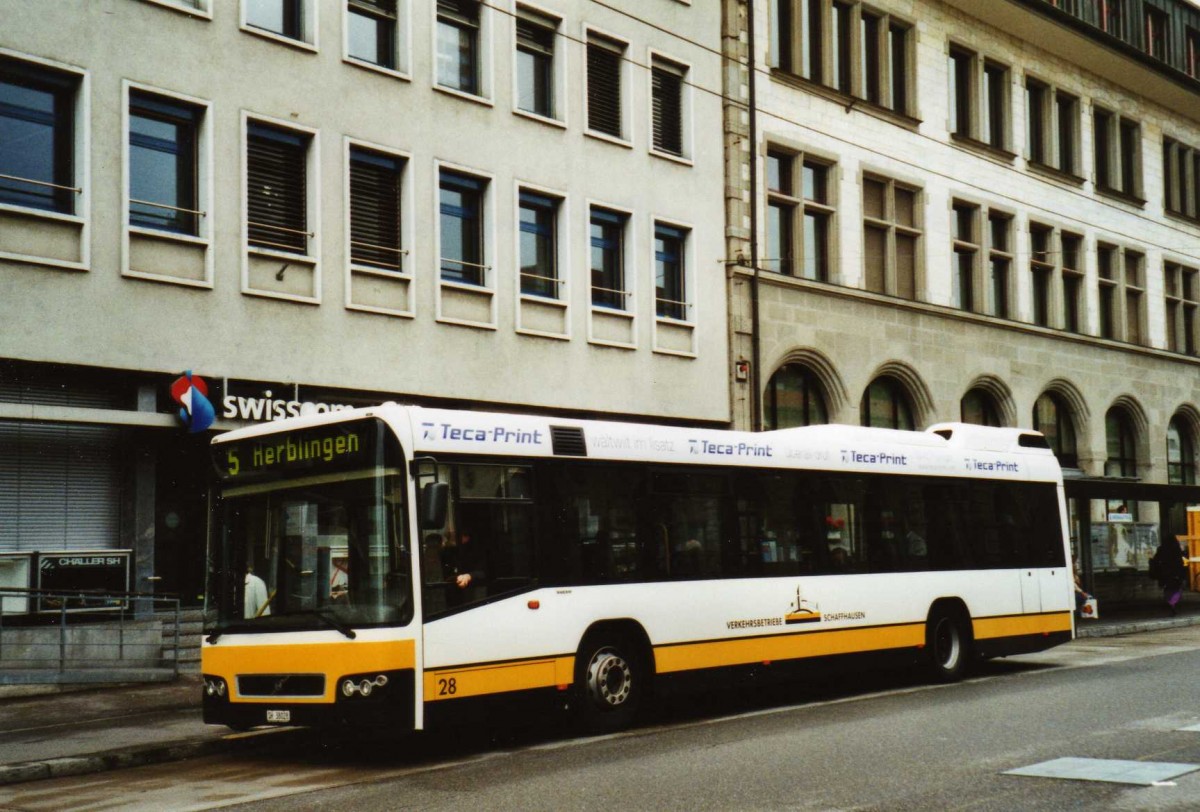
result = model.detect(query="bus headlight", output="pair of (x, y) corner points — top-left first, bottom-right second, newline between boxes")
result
(341, 674), (388, 698)
(203, 677), (228, 698)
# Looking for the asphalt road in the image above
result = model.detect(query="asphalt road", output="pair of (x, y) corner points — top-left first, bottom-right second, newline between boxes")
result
(4, 628), (1200, 811)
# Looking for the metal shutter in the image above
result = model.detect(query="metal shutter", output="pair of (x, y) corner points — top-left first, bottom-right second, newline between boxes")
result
(246, 123), (308, 254)
(587, 39), (622, 137)
(651, 65), (683, 156)
(349, 149), (403, 271)
(0, 422), (122, 553)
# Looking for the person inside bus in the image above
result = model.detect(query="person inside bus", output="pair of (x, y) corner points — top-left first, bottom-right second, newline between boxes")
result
(244, 565), (271, 619)
(439, 529), (486, 607)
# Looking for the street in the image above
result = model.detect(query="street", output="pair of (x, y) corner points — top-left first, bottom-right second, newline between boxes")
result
(4, 627), (1200, 811)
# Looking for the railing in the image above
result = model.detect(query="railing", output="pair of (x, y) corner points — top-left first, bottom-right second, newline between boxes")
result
(0, 588), (182, 678)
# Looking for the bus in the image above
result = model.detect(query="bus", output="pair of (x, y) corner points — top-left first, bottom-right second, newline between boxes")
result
(201, 404), (1074, 733)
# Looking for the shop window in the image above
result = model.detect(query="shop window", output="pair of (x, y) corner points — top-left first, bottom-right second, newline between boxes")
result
(860, 376), (915, 430)
(765, 364), (829, 429)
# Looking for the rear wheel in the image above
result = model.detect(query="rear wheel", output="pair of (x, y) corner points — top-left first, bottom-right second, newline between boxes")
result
(926, 608), (970, 682)
(575, 633), (644, 734)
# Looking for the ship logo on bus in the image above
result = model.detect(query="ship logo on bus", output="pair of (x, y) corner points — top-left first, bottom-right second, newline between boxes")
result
(784, 587), (822, 624)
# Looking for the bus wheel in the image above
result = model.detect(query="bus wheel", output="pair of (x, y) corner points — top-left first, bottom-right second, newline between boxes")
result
(926, 608), (970, 682)
(576, 634), (642, 734)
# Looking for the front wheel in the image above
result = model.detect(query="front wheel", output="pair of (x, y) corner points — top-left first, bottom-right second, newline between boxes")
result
(575, 634), (644, 734)
(926, 609), (971, 682)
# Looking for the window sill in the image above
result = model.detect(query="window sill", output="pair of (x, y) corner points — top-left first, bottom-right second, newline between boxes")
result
(585, 129), (634, 150)
(654, 314), (695, 328)
(343, 56), (411, 83)
(1095, 184), (1146, 208)
(440, 278), (494, 295)
(433, 84), (494, 108)
(949, 133), (1016, 164)
(512, 108), (567, 130)
(135, 0), (212, 19)
(242, 288), (320, 306)
(247, 245), (315, 263)
(520, 292), (567, 307)
(351, 263), (412, 281)
(768, 68), (921, 131)
(123, 269), (213, 290)
(650, 148), (693, 167)
(1165, 208), (1200, 229)
(128, 224), (210, 247)
(590, 304), (634, 319)
(240, 25), (317, 53)
(1026, 160), (1085, 187)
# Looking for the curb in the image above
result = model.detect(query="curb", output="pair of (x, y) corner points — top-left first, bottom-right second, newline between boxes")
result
(1076, 613), (1200, 638)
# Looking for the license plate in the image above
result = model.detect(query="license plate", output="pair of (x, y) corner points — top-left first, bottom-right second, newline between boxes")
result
(266, 710), (291, 723)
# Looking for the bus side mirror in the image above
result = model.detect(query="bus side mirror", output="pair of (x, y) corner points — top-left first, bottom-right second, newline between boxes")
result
(420, 482), (449, 529)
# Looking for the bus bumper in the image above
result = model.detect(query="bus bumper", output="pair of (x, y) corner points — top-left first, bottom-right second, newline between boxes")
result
(201, 669), (415, 730)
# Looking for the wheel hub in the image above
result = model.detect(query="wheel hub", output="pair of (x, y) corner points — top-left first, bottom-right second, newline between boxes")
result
(586, 648), (632, 708)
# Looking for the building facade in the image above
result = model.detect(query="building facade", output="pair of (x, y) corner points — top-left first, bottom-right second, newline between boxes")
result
(0, 0), (727, 604)
(726, 0), (1200, 601)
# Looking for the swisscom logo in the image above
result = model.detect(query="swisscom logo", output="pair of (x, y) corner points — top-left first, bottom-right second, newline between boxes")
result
(171, 371), (215, 433)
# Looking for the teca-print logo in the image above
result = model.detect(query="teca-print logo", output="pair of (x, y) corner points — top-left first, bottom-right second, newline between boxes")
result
(171, 371), (215, 433)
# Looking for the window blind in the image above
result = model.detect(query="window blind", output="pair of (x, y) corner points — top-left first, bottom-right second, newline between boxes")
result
(587, 39), (622, 137)
(247, 123), (308, 254)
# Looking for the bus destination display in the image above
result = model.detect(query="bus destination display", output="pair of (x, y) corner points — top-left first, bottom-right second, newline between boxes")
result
(215, 420), (377, 481)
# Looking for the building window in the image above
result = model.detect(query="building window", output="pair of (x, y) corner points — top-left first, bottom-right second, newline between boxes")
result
(1168, 417), (1196, 485)
(347, 0), (397, 70)
(1061, 231), (1083, 332)
(0, 56), (78, 214)
(987, 212), (1012, 318)
(1097, 243), (1118, 339)
(518, 190), (558, 298)
(1033, 391), (1077, 468)
(1188, 27), (1200, 77)
(128, 91), (200, 235)
(246, 0), (303, 40)
(349, 146), (403, 272)
(961, 388), (1003, 427)
(590, 207), (627, 309)
(1104, 408), (1137, 478)
(766, 149), (833, 281)
(586, 32), (625, 139)
(951, 201), (978, 312)
(515, 7), (556, 119)
(436, 0), (480, 95)
(1165, 262), (1199, 355)
(650, 56), (686, 158)
(1029, 223), (1053, 327)
(438, 169), (486, 285)
(654, 222), (688, 320)
(1163, 136), (1200, 220)
(1026, 77), (1080, 176)
(860, 376), (914, 430)
(863, 174), (921, 299)
(1144, 5), (1168, 60)
(1124, 249), (1145, 345)
(774, 0), (910, 114)
(948, 46), (1009, 151)
(246, 122), (310, 254)
(765, 364), (829, 429)
(1100, 0), (1124, 36)
(1094, 106), (1142, 199)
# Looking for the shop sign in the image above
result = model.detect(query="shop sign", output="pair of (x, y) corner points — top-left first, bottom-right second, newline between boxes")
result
(170, 371), (215, 433)
(220, 383), (358, 424)
(36, 551), (131, 612)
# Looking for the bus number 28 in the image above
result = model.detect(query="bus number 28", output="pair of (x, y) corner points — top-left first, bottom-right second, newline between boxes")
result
(438, 678), (457, 696)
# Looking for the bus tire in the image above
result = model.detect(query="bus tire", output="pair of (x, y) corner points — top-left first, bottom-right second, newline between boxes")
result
(575, 632), (643, 734)
(925, 606), (971, 682)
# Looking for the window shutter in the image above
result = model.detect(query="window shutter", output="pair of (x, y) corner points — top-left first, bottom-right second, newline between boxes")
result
(350, 150), (403, 271)
(652, 65), (683, 156)
(247, 124), (308, 254)
(587, 40), (622, 137)
(516, 12), (554, 55)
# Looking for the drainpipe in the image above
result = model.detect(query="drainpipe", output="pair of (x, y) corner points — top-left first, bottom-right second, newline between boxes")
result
(747, 0), (761, 432)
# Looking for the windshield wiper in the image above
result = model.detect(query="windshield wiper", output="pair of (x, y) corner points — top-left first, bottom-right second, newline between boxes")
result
(310, 610), (357, 639)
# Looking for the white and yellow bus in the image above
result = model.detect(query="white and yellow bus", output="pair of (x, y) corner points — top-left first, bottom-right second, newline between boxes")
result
(201, 404), (1074, 733)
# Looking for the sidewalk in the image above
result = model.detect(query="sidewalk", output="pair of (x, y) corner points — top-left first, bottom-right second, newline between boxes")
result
(1, 601), (1198, 788)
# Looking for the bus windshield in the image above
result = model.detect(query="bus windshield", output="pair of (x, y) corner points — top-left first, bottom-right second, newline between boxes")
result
(206, 419), (412, 633)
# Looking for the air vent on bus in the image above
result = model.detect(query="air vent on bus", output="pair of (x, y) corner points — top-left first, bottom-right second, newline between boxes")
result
(550, 425), (587, 456)
(933, 429), (952, 440)
(1018, 433), (1051, 449)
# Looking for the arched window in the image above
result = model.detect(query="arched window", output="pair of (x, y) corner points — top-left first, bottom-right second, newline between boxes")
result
(1168, 417), (1196, 485)
(765, 364), (828, 429)
(961, 388), (1002, 427)
(1104, 408), (1137, 478)
(860, 376), (915, 430)
(1033, 392), (1077, 468)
